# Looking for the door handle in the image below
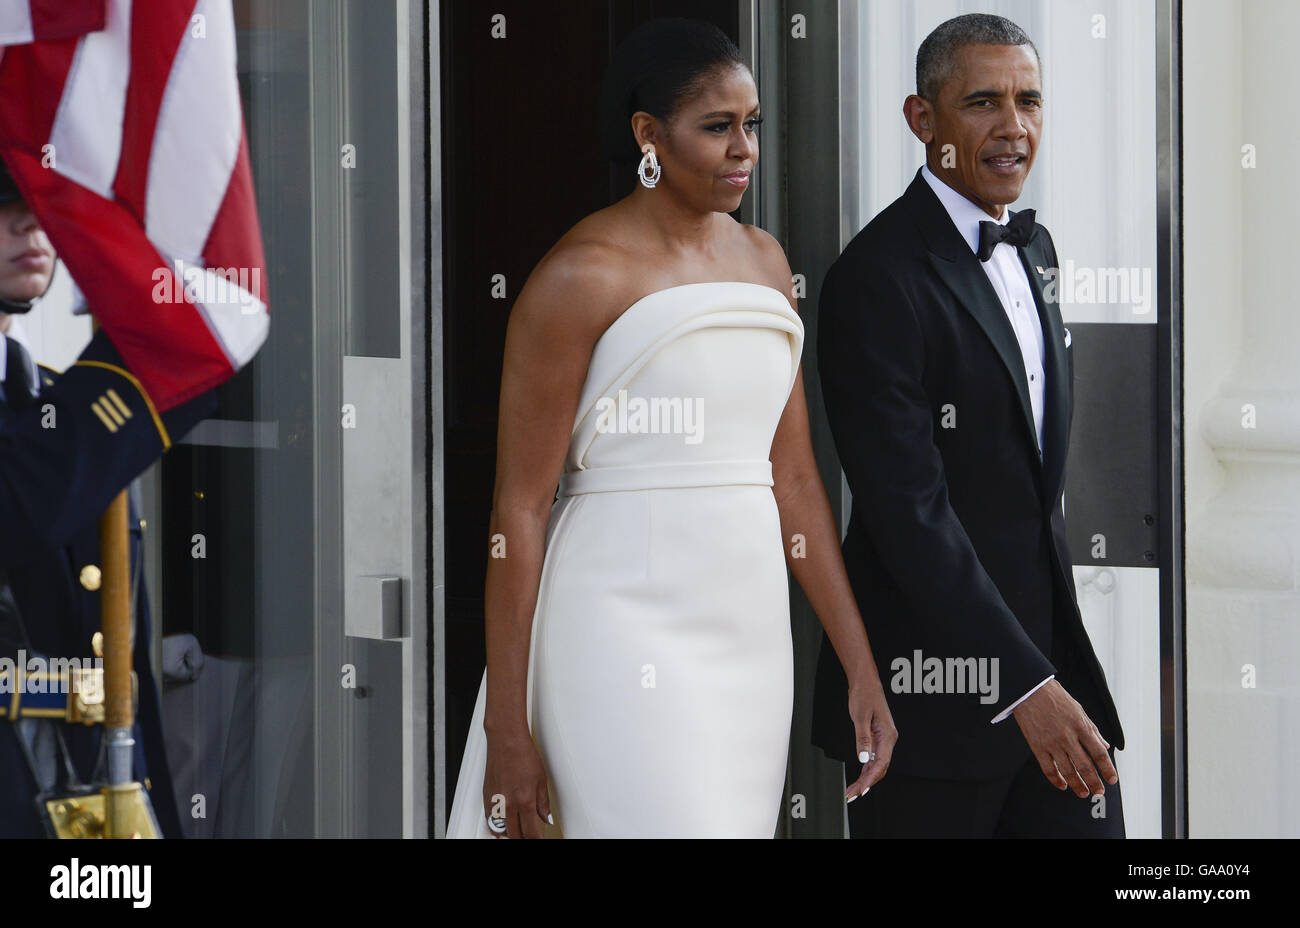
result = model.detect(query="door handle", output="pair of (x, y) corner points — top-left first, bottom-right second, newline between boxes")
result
(346, 574), (404, 640)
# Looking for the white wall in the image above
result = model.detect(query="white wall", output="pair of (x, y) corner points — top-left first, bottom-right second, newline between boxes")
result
(14, 260), (92, 372)
(1184, 0), (1300, 837)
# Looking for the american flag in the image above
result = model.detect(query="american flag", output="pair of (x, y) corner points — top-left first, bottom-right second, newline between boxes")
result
(0, 0), (268, 412)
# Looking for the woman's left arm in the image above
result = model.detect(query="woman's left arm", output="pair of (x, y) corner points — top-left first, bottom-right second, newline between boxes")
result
(754, 228), (897, 796)
(770, 366), (874, 685)
(771, 363), (897, 797)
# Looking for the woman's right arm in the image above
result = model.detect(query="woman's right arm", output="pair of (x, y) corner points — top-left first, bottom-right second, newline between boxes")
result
(481, 244), (615, 838)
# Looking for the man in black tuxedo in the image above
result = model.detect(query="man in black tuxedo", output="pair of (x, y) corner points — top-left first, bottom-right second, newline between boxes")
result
(812, 13), (1125, 837)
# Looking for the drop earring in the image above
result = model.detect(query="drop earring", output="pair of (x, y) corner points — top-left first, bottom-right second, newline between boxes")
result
(637, 143), (661, 189)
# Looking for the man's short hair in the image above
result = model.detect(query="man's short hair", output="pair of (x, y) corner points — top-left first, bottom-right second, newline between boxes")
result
(916, 13), (1040, 102)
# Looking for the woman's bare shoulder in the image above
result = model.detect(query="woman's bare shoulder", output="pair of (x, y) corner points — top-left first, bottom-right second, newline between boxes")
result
(735, 220), (797, 305)
(516, 208), (646, 336)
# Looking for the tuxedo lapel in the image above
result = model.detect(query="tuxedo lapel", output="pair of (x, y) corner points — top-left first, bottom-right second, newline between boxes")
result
(908, 173), (1040, 457)
(1019, 239), (1071, 505)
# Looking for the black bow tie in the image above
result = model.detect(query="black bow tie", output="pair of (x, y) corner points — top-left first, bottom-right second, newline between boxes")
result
(3, 336), (35, 415)
(976, 208), (1036, 261)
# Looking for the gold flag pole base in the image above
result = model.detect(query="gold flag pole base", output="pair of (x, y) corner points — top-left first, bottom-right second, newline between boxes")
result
(104, 781), (160, 839)
(44, 782), (160, 839)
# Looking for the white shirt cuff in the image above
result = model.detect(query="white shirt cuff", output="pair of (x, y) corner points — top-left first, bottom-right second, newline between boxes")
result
(990, 675), (1054, 724)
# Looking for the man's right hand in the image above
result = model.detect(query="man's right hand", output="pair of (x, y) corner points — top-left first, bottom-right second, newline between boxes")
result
(1012, 679), (1118, 798)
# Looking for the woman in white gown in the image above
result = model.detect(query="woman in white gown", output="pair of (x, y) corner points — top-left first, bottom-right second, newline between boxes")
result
(447, 18), (896, 838)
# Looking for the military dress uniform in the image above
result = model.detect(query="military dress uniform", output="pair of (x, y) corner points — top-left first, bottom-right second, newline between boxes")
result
(0, 326), (215, 837)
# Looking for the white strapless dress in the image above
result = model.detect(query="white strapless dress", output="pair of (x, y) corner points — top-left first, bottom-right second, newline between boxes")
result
(446, 281), (804, 838)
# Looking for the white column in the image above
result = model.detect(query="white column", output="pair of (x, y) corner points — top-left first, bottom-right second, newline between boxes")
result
(1185, 0), (1300, 837)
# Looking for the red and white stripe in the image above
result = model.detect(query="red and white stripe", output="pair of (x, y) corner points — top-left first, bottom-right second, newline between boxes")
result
(0, 1), (104, 45)
(0, 0), (268, 412)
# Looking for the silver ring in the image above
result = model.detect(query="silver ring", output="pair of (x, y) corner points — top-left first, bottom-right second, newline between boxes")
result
(487, 815), (507, 834)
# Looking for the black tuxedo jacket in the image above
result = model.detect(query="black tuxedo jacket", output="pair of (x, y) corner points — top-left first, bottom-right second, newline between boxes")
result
(811, 168), (1125, 781)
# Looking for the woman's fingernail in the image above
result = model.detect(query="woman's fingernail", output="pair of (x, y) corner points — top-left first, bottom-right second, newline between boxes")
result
(858, 750), (871, 763)
(860, 787), (870, 798)
(548, 813), (555, 825)
(846, 793), (858, 803)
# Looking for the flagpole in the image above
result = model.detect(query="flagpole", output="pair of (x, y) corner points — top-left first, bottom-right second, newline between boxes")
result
(92, 320), (158, 839)
(98, 489), (136, 836)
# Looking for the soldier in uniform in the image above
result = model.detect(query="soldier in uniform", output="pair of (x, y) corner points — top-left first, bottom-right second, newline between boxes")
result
(0, 160), (215, 837)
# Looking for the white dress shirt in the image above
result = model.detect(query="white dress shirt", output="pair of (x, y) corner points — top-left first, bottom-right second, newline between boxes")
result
(0, 316), (40, 399)
(920, 164), (1054, 723)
